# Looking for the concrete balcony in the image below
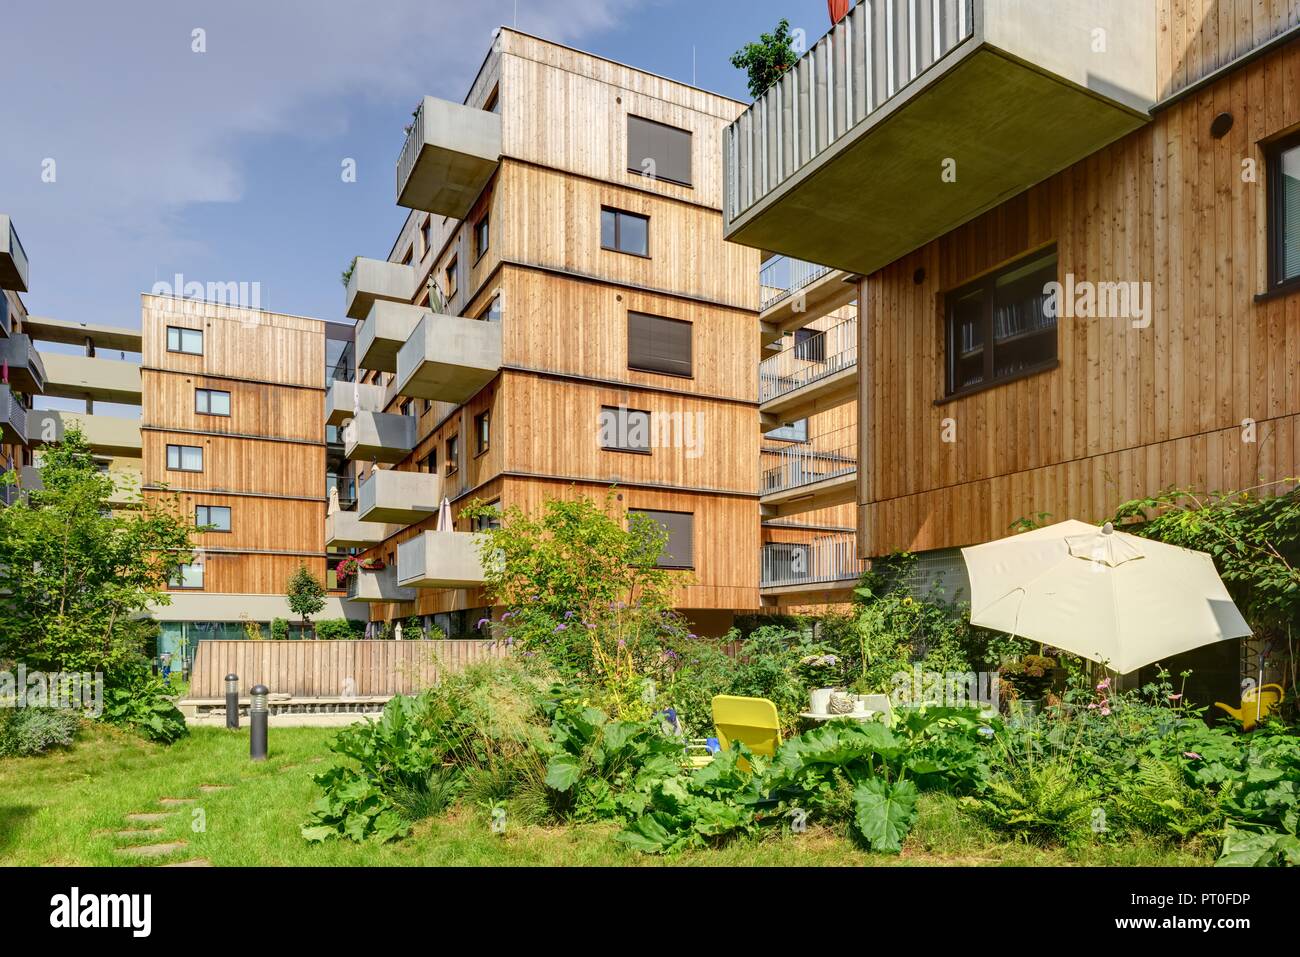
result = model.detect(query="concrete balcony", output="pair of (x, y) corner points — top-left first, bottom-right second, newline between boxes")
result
(760, 316), (858, 429)
(0, 335), (46, 393)
(325, 379), (386, 427)
(344, 257), (419, 321)
(0, 385), (26, 444)
(357, 469), (443, 525)
(41, 353), (142, 405)
(397, 530), (486, 589)
(724, 0), (1155, 275)
(396, 95), (502, 219)
(0, 215), (29, 293)
(27, 411), (142, 457)
(357, 301), (425, 374)
(760, 425), (857, 519)
(21, 316), (143, 353)
(345, 565), (416, 604)
(325, 509), (394, 549)
(760, 534), (865, 605)
(394, 312), (502, 403)
(342, 411), (416, 464)
(0, 292), (11, 338)
(759, 257), (857, 343)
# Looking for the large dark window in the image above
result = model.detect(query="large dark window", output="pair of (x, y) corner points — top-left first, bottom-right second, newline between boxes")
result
(945, 247), (1058, 397)
(628, 312), (692, 378)
(1268, 131), (1300, 291)
(630, 509), (693, 569)
(601, 207), (649, 257)
(626, 115), (692, 186)
(599, 406), (652, 453)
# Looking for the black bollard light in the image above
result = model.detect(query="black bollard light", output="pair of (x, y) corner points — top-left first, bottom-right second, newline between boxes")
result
(249, 684), (269, 761)
(225, 673), (240, 730)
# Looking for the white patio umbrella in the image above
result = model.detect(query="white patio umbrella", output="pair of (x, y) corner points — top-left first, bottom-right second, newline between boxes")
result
(961, 520), (1251, 674)
(435, 496), (453, 531)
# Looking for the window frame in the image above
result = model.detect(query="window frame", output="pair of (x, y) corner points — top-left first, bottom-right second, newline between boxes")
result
(195, 504), (232, 533)
(1266, 129), (1300, 295)
(629, 508), (694, 570)
(166, 325), (204, 356)
(169, 562), (205, 590)
(474, 213), (490, 262)
(194, 387), (231, 417)
(444, 434), (459, 476)
(942, 245), (1060, 401)
(626, 115), (693, 187)
(599, 405), (654, 455)
(600, 206), (650, 259)
(166, 444), (204, 473)
(627, 311), (693, 379)
(444, 256), (458, 300)
(474, 411), (490, 456)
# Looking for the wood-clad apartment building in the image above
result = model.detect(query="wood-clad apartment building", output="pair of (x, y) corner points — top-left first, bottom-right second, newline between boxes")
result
(723, 0), (1300, 686)
(334, 28), (858, 637)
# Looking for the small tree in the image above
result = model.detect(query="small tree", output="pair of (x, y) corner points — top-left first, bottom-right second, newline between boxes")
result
(730, 18), (799, 99)
(286, 565), (326, 637)
(0, 428), (197, 674)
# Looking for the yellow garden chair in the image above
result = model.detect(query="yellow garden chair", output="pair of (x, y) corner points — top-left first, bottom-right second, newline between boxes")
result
(1215, 684), (1285, 731)
(711, 695), (782, 770)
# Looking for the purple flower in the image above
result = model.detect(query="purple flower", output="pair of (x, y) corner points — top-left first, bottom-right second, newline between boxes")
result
(501, 611), (515, 620)
(617, 639), (626, 648)
(505, 636), (515, 647)
(554, 624), (567, 632)
(564, 610), (576, 619)
(476, 618), (491, 630)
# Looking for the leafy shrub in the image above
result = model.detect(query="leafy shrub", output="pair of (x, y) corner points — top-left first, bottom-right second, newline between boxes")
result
(315, 618), (363, 641)
(0, 707), (80, 756)
(966, 758), (1098, 846)
(1112, 758), (1221, 842)
(270, 618), (289, 641)
(102, 669), (188, 743)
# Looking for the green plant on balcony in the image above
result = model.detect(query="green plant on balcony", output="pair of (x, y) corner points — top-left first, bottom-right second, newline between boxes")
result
(730, 18), (799, 99)
(335, 556), (359, 587)
(359, 557), (386, 571)
(340, 255), (358, 289)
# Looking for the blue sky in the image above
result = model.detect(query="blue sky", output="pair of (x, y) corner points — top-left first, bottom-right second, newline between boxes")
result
(1, 0), (825, 333)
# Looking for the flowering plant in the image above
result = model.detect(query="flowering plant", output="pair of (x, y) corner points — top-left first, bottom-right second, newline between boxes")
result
(335, 556), (359, 587)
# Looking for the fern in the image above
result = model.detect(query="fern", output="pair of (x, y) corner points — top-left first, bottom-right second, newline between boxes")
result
(1113, 758), (1221, 841)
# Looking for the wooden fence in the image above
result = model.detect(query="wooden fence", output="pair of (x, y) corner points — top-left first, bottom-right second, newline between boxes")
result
(188, 640), (510, 699)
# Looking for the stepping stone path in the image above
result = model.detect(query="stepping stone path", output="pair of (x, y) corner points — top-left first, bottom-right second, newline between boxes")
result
(112, 790), (227, 867)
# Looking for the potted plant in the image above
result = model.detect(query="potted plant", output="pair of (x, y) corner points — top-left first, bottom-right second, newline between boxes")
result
(359, 557), (386, 571)
(335, 556), (359, 588)
(999, 654), (1058, 715)
(798, 653), (842, 714)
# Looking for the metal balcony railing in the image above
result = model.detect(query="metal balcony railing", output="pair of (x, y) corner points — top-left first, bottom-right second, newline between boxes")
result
(759, 316), (857, 404)
(759, 255), (834, 312)
(725, 0), (974, 226)
(761, 534), (864, 588)
(761, 424), (856, 496)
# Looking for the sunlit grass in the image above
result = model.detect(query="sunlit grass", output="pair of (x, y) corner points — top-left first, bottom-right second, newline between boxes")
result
(0, 723), (1214, 866)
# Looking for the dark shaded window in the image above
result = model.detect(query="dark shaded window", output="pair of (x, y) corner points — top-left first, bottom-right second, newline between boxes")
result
(445, 434), (459, 475)
(628, 312), (691, 377)
(474, 214), (490, 260)
(445, 256), (458, 299)
(474, 411), (490, 455)
(601, 207), (649, 257)
(1267, 131), (1300, 290)
(627, 115), (692, 186)
(630, 509), (693, 569)
(473, 501), (501, 532)
(599, 406), (652, 453)
(478, 295), (502, 322)
(794, 327), (825, 363)
(945, 247), (1058, 396)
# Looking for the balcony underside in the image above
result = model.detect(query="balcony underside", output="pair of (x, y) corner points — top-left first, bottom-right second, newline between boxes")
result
(347, 568), (416, 604)
(343, 412), (415, 464)
(760, 580), (859, 606)
(357, 302), (425, 374)
(729, 48), (1148, 276)
(345, 258), (418, 321)
(325, 379), (385, 427)
(357, 471), (443, 525)
(41, 354), (142, 405)
(395, 313), (502, 403)
(396, 96), (502, 219)
(760, 471), (857, 519)
(21, 316), (143, 353)
(760, 365), (858, 432)
(397, 531), (486, 589)
(28, 411), (142, 457)
(760, 269), (857, 344)
(325, 510), (393, 549)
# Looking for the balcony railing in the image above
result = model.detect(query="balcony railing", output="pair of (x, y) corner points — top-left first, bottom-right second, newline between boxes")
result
(0, 385), (25, 444)
(761, 424), (856, 496)
(759, 316), (857, 404)
(759, 256), (834, 312)
(761, 534), (864, 588)
(395, 96), (502, 219)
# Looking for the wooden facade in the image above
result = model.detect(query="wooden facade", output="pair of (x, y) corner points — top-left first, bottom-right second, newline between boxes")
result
(858, 15), (1300, 557)
(141, 296), (333, 596)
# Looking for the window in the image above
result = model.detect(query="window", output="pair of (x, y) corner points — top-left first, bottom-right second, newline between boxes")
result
(169, 562), (204, 589)
(599, 406), (652, 453)
(421, 219), (433, 258)
(478, 295), (502, 323)
(474, 411), (490, 455)
(472, 501), (502, 532)
(445, 434), (459, 475)
(400, 398), (415, 419)
(944, 247), (1058, 397)
(166, 326), (203, 355)
(196, 504), (231, 532)
(422, 449), (438, 474)
(444, 257), (458, 300)
(767, 418), (808, 443)
(474, 214), (490, 260)
(626, 115), (692, 186)
(195, 388), (231, 416)
(794, 327), (825, 363)
(630, 509), (694, 569)
(401, 246), (413, 266)
(1267, 131), (1300, 290)
(166, 444), (203, 472)
(601, 207), (649, 257)
(484, 85), (500, 114)
(628, 312), (692, 377)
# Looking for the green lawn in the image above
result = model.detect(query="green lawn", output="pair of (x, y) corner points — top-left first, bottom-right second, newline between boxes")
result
(0, 724), (1214, 866)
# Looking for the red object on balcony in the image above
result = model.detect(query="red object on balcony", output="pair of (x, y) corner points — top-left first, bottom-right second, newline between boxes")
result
(828, 0), (850, 26)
